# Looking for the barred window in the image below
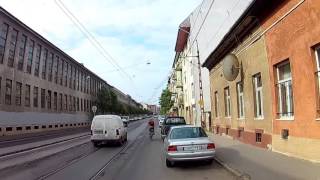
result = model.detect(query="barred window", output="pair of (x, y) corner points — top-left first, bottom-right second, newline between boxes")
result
(25, 84), (30, 107)
(64, 94), (68, 111)
(41, 88), (46, 108)
(15, 82), (22, 106)
(5, 79), (12, 105)
(59, 93), (63, 111)
(33, 87), (38, 108)
(77, 97), (79, 111)
(53, 92), (57, 111)
(256, 133), (262, 143)
(47, 90), (51, 109)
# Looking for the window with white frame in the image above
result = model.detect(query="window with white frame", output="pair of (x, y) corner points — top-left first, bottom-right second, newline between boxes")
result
(314, 47), (320, 116)
(224, 87), (231, 117)
(276, 61), (293, 118)
(253, 73), (263, 118)
(214, 91), (219, 118)
(237, 82), (245, 119)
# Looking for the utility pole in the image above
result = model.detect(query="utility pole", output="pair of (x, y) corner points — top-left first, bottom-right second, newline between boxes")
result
(196, 40), (205, 128)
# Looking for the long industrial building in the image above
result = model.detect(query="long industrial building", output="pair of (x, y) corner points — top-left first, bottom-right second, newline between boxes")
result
(0, 7), (140, 136)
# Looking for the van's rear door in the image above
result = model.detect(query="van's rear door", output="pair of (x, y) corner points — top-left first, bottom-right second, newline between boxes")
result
(104, 118), (119, 139)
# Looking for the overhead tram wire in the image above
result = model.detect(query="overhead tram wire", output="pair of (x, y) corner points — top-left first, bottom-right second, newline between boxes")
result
(54, 0), (142, 99)
(147, 73), (171, 104)
(184, 0), (215, 57)
(55, 0), (128, 78)
(203, 0), (241, 51)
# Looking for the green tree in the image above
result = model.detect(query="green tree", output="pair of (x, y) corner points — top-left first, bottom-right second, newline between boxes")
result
(159, 88), (173, 115)
(96, 87), (119, 114)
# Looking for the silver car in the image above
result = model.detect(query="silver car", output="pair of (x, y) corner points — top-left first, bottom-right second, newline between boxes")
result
(164, 125), (215, 167)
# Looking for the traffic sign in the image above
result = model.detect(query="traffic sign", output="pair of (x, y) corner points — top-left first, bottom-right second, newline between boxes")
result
(92, 106), (97, 114)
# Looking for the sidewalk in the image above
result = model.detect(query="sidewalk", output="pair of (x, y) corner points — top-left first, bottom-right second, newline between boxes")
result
(208, 133), (320, 180)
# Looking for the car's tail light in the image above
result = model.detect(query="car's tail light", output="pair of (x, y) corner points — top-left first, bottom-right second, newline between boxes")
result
(168, 145), (177, 152)
(207, 143), (215, 149)
(116, 129), (120, 135)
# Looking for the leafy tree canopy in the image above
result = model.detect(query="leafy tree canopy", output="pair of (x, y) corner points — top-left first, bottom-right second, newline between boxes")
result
(159, 88), (173, 115)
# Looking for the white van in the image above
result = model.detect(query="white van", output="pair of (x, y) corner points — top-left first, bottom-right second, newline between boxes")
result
(91, 115), (128, 147)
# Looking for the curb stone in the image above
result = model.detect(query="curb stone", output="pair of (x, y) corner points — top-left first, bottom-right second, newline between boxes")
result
(213, 156), (251, 180)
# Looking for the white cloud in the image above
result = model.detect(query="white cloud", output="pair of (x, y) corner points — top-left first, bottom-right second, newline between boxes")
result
(0, 0), (202, 103)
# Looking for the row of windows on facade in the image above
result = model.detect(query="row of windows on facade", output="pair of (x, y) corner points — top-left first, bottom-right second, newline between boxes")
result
(0, 22), (104, 96)
(214, 61), (294, 120)
(0, 76), (93, 113)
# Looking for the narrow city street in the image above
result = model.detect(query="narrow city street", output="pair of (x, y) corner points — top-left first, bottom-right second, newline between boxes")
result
(0, 118), (236, 180)
(1, 0), (320, 179)
(96, 121), (236, 180)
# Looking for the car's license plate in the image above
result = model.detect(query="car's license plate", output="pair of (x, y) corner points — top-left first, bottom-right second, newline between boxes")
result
(94, 130), (103, 134)
(183, 145), (203, 151)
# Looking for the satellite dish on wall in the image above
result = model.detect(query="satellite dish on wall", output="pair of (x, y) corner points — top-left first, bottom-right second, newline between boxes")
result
(222, 54), (240, 81)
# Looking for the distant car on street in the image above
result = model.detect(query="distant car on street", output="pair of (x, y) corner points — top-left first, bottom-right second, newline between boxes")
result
(91, 115), (128, 147)
(158, 115), (166, 128)
(121, 116), (130, 122)
(161, 116), (186, 140)
(164, 125), (215, 167)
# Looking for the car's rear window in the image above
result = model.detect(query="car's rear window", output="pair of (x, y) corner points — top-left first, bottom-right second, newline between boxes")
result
(170, 127), (207, 139)
(165, 117), (185, 125)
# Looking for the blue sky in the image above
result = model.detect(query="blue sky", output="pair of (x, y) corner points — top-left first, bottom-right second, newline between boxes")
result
(0, 0), (202, 104)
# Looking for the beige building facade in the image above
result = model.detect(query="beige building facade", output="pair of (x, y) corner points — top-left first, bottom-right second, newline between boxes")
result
(208, 27), (273, 148)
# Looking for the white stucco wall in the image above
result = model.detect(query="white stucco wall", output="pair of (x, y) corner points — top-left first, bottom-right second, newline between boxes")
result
(180, 0), (253, 124)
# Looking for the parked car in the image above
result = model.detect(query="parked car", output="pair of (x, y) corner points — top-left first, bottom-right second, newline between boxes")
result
(91, 115), (128, 147)
(161, 116), (186, 140)
(164, 125), (215, 167)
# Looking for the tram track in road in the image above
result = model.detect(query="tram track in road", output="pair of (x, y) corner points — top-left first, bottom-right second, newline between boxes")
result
(0, 128), (90, 148)
(0, 133), (90, 158)
(90, 130), (148, 180)
(37, 144), (101, 180)
(36, 118), (149, 180)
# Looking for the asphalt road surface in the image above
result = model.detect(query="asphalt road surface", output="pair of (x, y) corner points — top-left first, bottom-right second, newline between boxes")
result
(0, 118), (236, 180)
(95, 121), (236, 180)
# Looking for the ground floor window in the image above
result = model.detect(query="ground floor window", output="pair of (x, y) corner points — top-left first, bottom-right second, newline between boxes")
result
(256, 132), (262, 143)
(238, 128), (244, 138)
(281, 129), (289, 140)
